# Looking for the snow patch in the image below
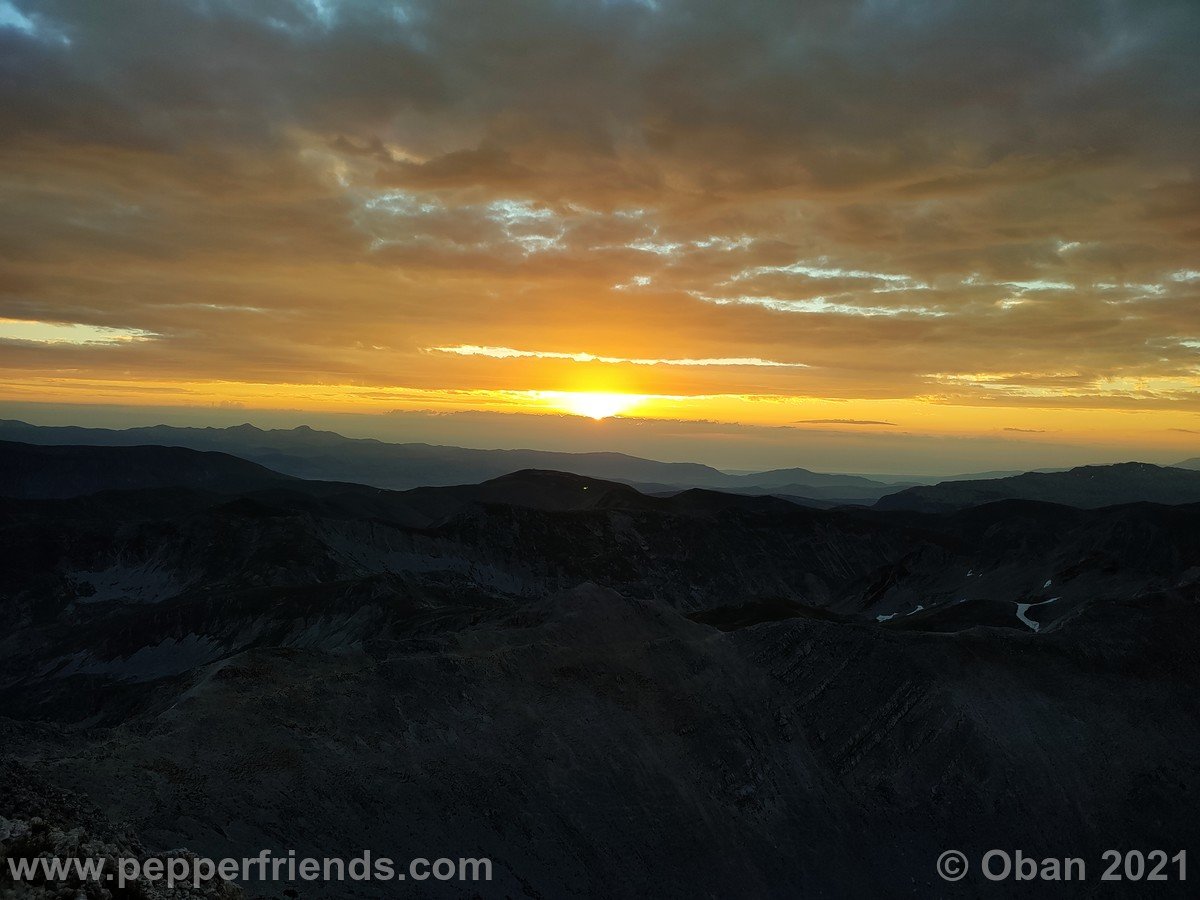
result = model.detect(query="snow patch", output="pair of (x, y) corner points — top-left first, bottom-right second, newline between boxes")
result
(75, 561), (178, 604)
(1015, 597), (1060, 632)
(878, 600), (932, 623)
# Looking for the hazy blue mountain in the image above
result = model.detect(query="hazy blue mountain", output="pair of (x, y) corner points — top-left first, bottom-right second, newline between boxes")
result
(725, 466), (884, 489)
(0, 419), (903, 501)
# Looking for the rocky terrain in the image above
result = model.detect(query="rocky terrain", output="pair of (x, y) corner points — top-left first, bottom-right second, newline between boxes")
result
(3, 444), (1200, 897)
(0, 761), (244, 899)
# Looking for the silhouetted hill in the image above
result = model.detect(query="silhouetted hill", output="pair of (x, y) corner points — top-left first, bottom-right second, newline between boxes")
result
(0, 419), (903, 501)
(875, 462), (1200, 511)
(0, 420), (732, 487)
(5, 446), (1198, 631)
(0, 440), (794, 524)
(0, 440), (297, 499)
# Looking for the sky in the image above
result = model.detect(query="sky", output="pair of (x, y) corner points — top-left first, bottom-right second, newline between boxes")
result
(1, 0), (1199, 473)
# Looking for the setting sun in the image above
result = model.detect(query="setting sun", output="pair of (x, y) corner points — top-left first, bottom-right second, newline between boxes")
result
(3, 4), (1198, 897)
(550, 392), (643, 420)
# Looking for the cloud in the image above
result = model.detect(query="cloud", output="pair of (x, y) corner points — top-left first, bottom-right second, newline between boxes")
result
(428, 345), (806, 367)
(795, 419), (897, 426)
(1, 0), (1199, 467)
(0, 318), (157, 345)
(687, 291), (947, 318)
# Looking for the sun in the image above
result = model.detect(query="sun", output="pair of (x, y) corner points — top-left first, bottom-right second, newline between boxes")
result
(552, 391), (642, 420)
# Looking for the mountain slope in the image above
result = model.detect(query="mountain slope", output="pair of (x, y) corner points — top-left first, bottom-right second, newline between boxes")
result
(2, 448), (1199, 897)
(875, 462), (1200, 511)
(0, 440), (298, 499)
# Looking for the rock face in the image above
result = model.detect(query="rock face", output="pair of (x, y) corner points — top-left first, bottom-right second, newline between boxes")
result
(3, 452), (1200, 897)
(0, 762), (244, 899)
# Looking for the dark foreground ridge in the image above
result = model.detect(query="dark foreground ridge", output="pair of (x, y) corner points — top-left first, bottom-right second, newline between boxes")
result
(2, 443), (1200, 897)
(876, 461), (1200, 511)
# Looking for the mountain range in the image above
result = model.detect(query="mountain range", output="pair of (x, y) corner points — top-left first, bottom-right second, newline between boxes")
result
(0, 419), (912, 504)
(877, 461), (1200, 511)
(3, 440), (1200, 896)
(3, 418), (1199, 512)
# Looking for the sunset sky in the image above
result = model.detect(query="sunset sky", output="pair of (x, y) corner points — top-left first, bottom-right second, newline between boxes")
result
(2, 0), (1199, 473)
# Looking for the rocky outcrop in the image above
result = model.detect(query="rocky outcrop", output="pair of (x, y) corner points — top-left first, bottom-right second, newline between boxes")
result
(0, 762), (243, 899)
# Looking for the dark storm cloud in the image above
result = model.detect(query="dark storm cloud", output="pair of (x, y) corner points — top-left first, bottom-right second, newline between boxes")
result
(1, 0), (1199, 412)
(8, 0), (1197, 195)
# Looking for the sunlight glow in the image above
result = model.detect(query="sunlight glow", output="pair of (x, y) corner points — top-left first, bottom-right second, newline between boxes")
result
(548, 391), (643, 420)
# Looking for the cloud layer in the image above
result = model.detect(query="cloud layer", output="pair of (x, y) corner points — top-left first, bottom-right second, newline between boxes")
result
(2, 0), (1199, 463)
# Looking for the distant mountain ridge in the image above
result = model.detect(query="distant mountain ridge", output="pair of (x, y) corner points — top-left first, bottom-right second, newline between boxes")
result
(876, 461), (1200, 511)
(0, 419), (905, 502)
(6, 418), (1193, 510)
(0, 441), (811, 529)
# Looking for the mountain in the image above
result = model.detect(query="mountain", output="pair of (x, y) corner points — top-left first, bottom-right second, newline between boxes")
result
(2, 445), (1199, 896)
(0, 419), (731, 487)
(1, 761), (242, 899)
(632, 480), (896, 504)
(724, 466), (885, 489)
(0, 419), (903, 502)
(0, 440), (297, 499)
(919, 467), (1064, 482)
(0, 441), (782, 524)
(1176, 456), (1200, 470)
(875, 461), (1200, 512)
(718, 466), (918, 501)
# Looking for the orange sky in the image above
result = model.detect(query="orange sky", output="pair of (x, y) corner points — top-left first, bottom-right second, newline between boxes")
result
(1, 0), (1199, 471)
